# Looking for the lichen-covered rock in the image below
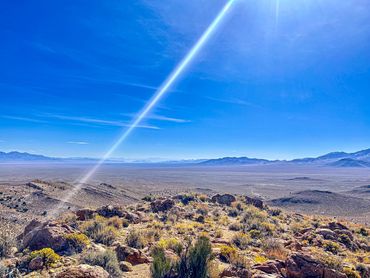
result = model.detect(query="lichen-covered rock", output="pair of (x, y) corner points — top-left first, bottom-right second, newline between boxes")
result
(211, 194), (236, 206)
(55, 264), (109, 278)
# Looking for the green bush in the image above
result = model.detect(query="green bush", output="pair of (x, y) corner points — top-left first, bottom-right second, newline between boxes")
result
(151, 246), (174, 278)
(82, 249), (122, 277)
(177, 236), (212, 278)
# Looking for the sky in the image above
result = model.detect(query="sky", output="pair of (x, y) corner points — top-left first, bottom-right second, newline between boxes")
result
(1, 0), (370, 160)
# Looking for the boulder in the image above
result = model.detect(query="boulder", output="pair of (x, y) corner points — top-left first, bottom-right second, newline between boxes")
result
(327, 222), (348, 231)
(323, 268), (347, 278)
(245, 196), (264, 209)
(75, 209), (95, 221)
(28, 256), (44, 271)
(150, 198), (175, 212)
(119, 261), (133, 272)
(115, 244), (151, 265)
(315, 228), (336, 240)
(221, 265), (251, 277)
(286, 253), (324, 278)
(55, 264), (109, 278)
(96, 205), (125, 218)
(20, 220), (75, 252)
(211, 194), (236, 206)
(253, 261), (285, 275)
(253, 271), (283, 278)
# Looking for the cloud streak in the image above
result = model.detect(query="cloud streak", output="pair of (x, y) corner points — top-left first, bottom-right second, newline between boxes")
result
(1, 115), (48, 124)
(46, 114), (160, 130)
(67, 141), (89, 145)
(121, 113), (190, 123)
(206, 96), (261, 108)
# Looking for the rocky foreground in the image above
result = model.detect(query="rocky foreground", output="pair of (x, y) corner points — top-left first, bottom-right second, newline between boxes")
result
(0, 193), (369, 277)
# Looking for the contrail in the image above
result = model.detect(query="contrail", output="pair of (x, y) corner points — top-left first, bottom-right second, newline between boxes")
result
(49, 0), (237, 217)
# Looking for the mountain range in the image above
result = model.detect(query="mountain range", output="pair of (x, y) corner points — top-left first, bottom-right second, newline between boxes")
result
(1, 149), (370, 167)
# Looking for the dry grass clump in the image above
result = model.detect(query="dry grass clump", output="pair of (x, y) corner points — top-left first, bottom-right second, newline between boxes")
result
(0, 229), (16, 258)
(82, 249), (122, 277)
(64, 233), (90, 254)
(80, 216), (119, 246)
(262, 238), (287, 260)
(219, 245), (237, 263)
(232, 232), (251, 250)
(158, 238), (183, 255)
(126, 229), (147, 249)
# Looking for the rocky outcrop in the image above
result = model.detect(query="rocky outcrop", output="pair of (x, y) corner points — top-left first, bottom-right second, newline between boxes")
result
(211, 194), (236, 206)
(285, 253), (346, 278)
(245, 196), (264, 209)
(221, 265), (251, 277)
(55, 264), (109, 278)
(150, 198), (175, 212)
(253, 260), (285, 276)
(96, 205), (125, 218)
(115, 244), (151, 265)
(20, 220), (75, 252)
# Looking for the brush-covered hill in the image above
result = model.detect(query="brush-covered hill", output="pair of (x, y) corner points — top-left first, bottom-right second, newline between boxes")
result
(0, 192), (369, 278)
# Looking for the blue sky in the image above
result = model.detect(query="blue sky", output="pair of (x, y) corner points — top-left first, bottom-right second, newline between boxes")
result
(1, 0), (370, 160)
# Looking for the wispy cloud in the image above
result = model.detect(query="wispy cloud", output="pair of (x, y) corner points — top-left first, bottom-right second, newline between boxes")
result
(45, 114), (160, 130)
(121, 113), (190, 123)
(206, 96), (261, 108)
(67, 141), (89, 145)
(2, 115), (48, 123)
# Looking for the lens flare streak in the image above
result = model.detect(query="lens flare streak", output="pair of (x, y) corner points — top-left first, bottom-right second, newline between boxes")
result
(50, 0), (236, 217)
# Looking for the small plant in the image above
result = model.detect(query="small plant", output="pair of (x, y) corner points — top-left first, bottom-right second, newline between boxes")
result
(358, 227), (368, 237)
(229, 222), (242, 231)
(323, 241), (341, 254)
(232, 232), (251, 250)
(126, 230), (147, 249)
(82, 249), (122, 277)
(64, 233), (89, 254)
(158, 238), (183, 255)
(220, 245), (237, 263)
(254, 255), (268, 264)
(0, 231), (16, 258)
(151, 246), (174, 278)
(262, 238), (287, 260)
(214, 229), (223, 239)
(343, 266), (361, 278)
(30, 248), (60, 267)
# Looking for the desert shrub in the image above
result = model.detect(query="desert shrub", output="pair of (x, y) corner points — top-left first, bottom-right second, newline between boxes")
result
(232, 233), (251, 250)
(143, 195), (155, 202)
(254, 255), (268, 264)
(196, 204), (209, 216)
(229, 252), (248, 269)
(175, 223), (194, 235)
(151, 246), (174, 278)
(343, 266), (361, 278)
(316, 252), (342, 270)
(126, 230), (147, 249)
(358, 227), (368, 237)
(229, 222), (242, 231)
(228, 208), (239, 217)
(198, 194), (208, 202)
(94, 226), (118, 246)
(241, 206), (268, 225)
(158, 238), (183, 255)
(262, 238), (287, 260)
(207, 260), (221, 278)
(249, 229), (262, 239)
(338, 234), (352, 247)
(214, 229), (223, 239)
(80, 217), (118, 246)
(323, 241), (341, 254)
(177, 236), (212, 278)
(82, 249), (121, 277)
(268, 208), (281, 217)
(145, 228), (161, 243)
(356, 263), (369, 278)
(64, 233), (89, 254)
(30, 248), (60, 267)
(107, 216), (125, 229)
(179, 194), (195, 206)
(220, 245), (237, 263)
(0, 231), (16, 258)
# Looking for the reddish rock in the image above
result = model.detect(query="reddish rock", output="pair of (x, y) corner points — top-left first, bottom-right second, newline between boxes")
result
(253, 260), (285, 275)
(221, 265), (251, 277)
(28, 256), (44, 271)
(286, 253), (324, 278)
(55, 264), (109, 278)
(21, 221), (75, 252)
(75, 209), (95, 221)
(115, 244), (151, 265)
(324, 268), (347, 278)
